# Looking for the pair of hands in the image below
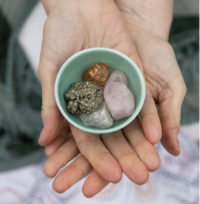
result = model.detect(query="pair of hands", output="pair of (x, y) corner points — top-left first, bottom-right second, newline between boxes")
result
(38, 0), (186, 197)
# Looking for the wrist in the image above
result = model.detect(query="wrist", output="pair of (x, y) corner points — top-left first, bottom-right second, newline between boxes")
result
(41, 0), (61, 14)
(115, 0), (174, 40)
(42, 0), (114, 15)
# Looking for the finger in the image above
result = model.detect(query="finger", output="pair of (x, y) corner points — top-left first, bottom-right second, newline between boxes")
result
(159, 84), (186, 156)
(43, 136), (80, 178)
(38, 106), (63, 146)
(53, 154), (92, 194)
(82, 171), (109, 198)
(101, 130), (149, 185)
(70, 125), (122, 183)
(37, 54), (64, 146)
(37, 19), (76, 146)
(123, 118), (161, 172)
(111, 33), (162, 145)
(139, 86), (162, 144)
(45, 121), (71, 157)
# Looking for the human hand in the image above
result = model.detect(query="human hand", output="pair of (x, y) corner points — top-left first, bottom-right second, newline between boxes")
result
(38, 0), (161, 197)
(115, 0), (187, 156)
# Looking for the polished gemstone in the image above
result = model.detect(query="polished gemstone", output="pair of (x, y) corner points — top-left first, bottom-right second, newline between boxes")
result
(104, 82), (135, 120)
(104, 71), (127, 88)
(82, 63), (109, 87)
(79, 101), (113, 128)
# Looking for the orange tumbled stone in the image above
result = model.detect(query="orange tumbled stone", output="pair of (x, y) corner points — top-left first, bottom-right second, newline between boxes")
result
(82, 63), (109, 87)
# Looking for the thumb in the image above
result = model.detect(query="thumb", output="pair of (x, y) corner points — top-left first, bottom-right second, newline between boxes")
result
(113, 36), (162, 145)
(38, 57), (64, 146)
(37, 13), (85, 146)
(159, 78), (186, 156)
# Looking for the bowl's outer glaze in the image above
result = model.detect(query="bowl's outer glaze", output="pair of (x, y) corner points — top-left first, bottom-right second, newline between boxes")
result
(55, 48), (145, 134)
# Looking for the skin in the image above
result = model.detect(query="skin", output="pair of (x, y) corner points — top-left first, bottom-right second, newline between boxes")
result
(115, 0), (186, 155)
(38, 0), (186, 198)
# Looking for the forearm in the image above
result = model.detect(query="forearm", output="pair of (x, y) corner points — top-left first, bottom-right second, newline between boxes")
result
(115, 0), (174, 40)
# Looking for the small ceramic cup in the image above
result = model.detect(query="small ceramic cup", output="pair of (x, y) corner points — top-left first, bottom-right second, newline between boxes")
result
(55, 48), (145, 134)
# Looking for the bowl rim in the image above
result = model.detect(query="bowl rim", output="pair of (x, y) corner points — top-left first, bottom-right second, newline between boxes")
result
(55, 47), (145, 134)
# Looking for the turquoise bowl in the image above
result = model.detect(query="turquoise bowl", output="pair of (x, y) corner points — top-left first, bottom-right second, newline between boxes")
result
(55, 48), (145, 134)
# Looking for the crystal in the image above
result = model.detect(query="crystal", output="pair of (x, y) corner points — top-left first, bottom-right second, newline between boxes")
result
(79, 101), (113, 128)
(82, 63), (109, 87)
(104, 71), (127, 88)
(104, 82), (135, 120)
(65, 81), (103, 115)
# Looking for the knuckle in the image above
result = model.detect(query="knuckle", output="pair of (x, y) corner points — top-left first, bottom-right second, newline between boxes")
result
(176, 81), (187, 98)
(144, 94), (153, 103)
(130, 118), (141, 129)
(123, 118), (141, 133)
(91, 151), (110, 165)
(118, 152), (135, 164)
(182, 84), (187, 96)
(163, 42), (174, 53)
(102, 131), (123, 143)
(164, 126), (180, 140)
(72, 164), (85, 178)
(134, 139), (148, 148)
(141, 110), (158, 119)
(77, 134), (99, 149)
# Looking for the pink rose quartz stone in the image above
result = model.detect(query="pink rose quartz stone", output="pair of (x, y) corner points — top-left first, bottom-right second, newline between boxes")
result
(104, 82), (135, 120)
(104, 71), (127, 89)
